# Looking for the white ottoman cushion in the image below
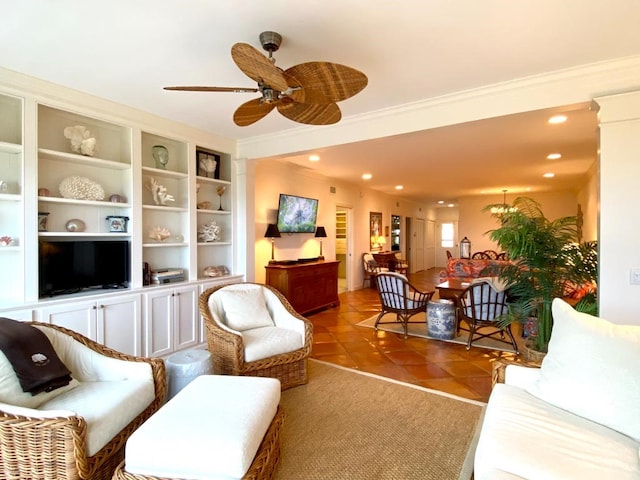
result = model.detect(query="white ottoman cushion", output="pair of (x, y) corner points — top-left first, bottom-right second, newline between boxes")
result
(125, 375), (281, 480)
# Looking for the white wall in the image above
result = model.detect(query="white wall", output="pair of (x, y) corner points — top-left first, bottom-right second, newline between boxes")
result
(596, 91), (640, 323)
(252, 159), (432, 286)
(457, 191), (582, 254)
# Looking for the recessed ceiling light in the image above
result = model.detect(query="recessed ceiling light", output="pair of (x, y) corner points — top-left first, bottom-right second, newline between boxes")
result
(394, 185), (403, 190)
(447, 203), (455, 208)
(547, 153), (562, 160)
(437, 200), (444, 204)
(548, 115), (567, 124)
(308, 154), (320, 162)
(362, 173), (372, 180)
(543, 172), (555, 178)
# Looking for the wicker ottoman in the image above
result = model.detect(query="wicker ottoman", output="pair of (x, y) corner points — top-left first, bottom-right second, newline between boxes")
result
(112, 375), (283, 480)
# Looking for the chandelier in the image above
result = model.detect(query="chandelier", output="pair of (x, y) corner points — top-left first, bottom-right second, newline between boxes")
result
(491, 189), (518, 215)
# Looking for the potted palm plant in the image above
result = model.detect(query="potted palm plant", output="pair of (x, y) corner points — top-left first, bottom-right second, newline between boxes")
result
(483, 197), (598, 358)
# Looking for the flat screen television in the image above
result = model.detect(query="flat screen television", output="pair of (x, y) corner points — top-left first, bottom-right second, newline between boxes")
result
(39, 240), (131, 297)
(277, 193), (319, 233)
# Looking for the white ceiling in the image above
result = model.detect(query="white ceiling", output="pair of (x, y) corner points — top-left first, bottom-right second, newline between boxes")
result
(3, 1), (640, 204)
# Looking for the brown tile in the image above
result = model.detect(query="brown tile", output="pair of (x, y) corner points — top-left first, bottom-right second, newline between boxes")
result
(304, 268), (503, 403)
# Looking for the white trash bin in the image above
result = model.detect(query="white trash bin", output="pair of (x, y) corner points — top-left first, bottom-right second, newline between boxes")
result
(165, 349), (213, 400)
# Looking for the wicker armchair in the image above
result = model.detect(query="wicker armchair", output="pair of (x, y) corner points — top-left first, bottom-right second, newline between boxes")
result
(199, 283), (313, 390)
(0, 322), (166, 480)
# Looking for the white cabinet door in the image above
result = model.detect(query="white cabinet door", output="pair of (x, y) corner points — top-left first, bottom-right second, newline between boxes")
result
(98, 294), (142, 356)
(143, 289), (173, 357)
(41, 299), (98, 340)
(174, 284), (198, 351)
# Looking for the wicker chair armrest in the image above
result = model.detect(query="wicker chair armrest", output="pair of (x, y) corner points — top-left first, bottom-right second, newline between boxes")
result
(491, 358), (540, 388)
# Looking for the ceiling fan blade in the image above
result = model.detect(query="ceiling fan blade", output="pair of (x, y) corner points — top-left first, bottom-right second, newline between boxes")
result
(231, 43), (289, 92)
(284, 62), (368, 104)
(233, 98), (276, 126)
(277, 101), (341, 125)
(164, 86), (258, 93)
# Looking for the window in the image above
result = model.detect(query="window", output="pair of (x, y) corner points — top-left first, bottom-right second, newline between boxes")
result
(441, 223), (454, 248)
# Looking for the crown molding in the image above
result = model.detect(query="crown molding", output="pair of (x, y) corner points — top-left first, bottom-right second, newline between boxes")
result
(237, 55), (640, 160)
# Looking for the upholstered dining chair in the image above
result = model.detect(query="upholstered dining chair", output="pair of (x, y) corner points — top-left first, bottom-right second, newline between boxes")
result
(362, 252), (389, 288)
(0, 322), (166, 480)
(374, 272), (434, 338)
(199, 282), (313, 390)
(458, 279), (519, 353)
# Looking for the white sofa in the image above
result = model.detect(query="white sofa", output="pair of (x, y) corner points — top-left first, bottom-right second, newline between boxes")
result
(474, 299), (640, 479)
(0, 321), (166, 480)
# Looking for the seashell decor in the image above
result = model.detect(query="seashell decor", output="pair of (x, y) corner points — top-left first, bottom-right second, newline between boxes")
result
(148, 226), (171, 242)
(198, 220), (221, 242)
(63, 125), (97, 157)
(59, 176), (105, 201)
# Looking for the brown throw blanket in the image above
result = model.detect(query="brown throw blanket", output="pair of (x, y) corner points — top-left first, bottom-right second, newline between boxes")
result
(0, 317), (72, 395)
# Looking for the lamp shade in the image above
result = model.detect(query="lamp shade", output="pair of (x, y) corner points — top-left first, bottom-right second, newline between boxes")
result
(264, 223), (281, 238)
(315, 226), (327, 238)
(377, 235), (386, 245)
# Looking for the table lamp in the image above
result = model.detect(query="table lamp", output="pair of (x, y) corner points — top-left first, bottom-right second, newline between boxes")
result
(377, 235), (387, 251)
(264, 223), (281, 264)
(315, 226), (327, 260)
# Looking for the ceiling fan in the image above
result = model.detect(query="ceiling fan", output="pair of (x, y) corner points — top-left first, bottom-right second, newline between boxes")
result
(164, 31), (368, 127)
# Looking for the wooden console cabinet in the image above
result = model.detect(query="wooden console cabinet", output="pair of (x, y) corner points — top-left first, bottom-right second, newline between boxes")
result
(265, 260), (340, 315)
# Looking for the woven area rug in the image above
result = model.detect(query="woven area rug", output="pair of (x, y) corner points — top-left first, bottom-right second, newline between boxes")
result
(275, 360), (485, 480)
(357, 313), (523, 353)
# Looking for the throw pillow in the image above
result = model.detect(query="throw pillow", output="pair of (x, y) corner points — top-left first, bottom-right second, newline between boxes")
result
(526, 298), (640, 442)
(217, 287), (274, 331)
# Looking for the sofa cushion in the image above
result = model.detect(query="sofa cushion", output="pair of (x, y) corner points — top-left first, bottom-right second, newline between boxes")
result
(242, 326), (303, 362)
(0, 349), (79, 409)
(214, 286), (274, 331)
(475, 383), (640, 480)
(40, 378), (155, 456)
(526, 298), (640, 442)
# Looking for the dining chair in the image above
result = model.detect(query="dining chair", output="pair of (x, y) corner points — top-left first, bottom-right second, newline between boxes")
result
(362, 252), (389, 288)
(374, 272), (434, 338)
(458, 280), (519, 353)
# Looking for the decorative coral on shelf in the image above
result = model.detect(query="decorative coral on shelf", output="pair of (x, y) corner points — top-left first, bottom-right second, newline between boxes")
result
(148, 226), (172, 242)
(146, 177), (175, 205)
(198, 221), (221, 242)
(63, 125), (96, 156)
(59, 176), (105, 201)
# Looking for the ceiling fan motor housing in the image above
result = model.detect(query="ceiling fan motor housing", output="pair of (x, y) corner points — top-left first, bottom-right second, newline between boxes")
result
(259, 31), (282, 53)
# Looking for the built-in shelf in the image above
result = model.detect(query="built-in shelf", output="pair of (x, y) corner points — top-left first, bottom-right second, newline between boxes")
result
(38, 196), (131, 208)
(0, 193), (21, 202)
(143, 242), (188, 248)
(197, 241), (232, 247)
(196, 176), (231, 186)
(38, 232), (131, 238)
(142, 166), (188, 180)
(0, 246), (21, 252)
(142, 205), (189, 213)
(0, 141), (21, 154)
(196, 209), (232, 215)
(39, 148), (130, 170)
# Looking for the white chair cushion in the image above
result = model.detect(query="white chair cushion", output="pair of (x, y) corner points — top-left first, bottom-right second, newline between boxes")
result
(242, 326), (304, 363)
(125, 375), (281, 480)
(475, 383), (640, 480)
(526, 298), (640, 442)
(0, 349), (79, 408)
(214, 285), (274, 331)
(40, 378), (155, 456)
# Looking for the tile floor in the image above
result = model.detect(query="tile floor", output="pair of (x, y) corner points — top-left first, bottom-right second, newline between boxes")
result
(307, 268), (518, 403)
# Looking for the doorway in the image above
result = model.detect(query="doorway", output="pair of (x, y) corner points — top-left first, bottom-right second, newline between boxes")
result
(335, 206), (351, 293)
